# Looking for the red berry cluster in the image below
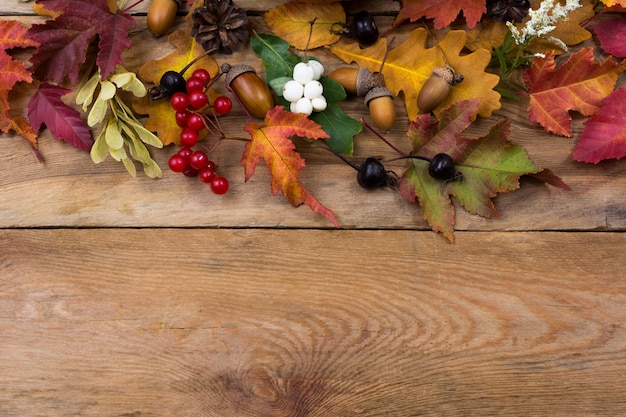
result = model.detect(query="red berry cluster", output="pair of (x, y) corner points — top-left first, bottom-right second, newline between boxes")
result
(167, 68), (232, 195)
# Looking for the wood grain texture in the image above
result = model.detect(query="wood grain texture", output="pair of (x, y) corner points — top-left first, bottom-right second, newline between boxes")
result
(2, 229), (626, 416)
(2, 3), (626, 416)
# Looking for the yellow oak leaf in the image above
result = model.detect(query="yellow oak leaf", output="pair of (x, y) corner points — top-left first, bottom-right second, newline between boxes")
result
(133, 30), (218, 145)
(331, 28), (501, 120)
(264, 1), (345, 50)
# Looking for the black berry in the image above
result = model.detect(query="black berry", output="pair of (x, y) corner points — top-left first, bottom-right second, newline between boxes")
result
(428, 153), (461, 180)
(350, 11), (379, 48)
(357, 157), (390, 189)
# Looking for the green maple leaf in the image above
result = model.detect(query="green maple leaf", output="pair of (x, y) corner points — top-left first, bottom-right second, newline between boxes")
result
(399, 99), (549, 241)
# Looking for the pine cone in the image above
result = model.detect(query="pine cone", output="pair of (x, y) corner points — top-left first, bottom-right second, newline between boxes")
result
(190, 0), (250, 54)
(486, 0), (531, 23)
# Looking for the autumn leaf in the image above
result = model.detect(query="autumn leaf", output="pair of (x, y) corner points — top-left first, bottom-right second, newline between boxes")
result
(264, 1), (345, 50)
(331, 28), (501, 121)
(399, 99), (549, 241)
(27, 0), (135, 84)
(134, 30), (219, 146)
(27, 83), (93, 152)
(394, 0), (486, 30)
(572, 88), (626, 163)
(242, 106), (339, 227)
(0, 20), (39, 149)
(590, 15), (626, 58)
(524, 47), (626, 137)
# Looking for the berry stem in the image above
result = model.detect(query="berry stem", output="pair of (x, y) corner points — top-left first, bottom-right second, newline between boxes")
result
(360, 118), (408, 157)
(324, 145), (361, 171)
(179, 48), (218, 77)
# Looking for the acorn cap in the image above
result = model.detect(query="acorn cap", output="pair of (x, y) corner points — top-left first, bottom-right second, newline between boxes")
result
(222, 63), (256, 86)
(364, 86), (393, 106)
(432, 65), (463, 86)
(355, 67), (383, 96)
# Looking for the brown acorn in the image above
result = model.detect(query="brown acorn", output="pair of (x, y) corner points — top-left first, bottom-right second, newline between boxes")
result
(222, 63), (274, 119)
(147, 0), (180, 37)
(417, 66), (464, 114)
(328, 67), (383, 96)
(364, 87), (396, 131)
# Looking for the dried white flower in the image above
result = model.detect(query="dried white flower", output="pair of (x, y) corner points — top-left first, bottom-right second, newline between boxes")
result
(507, 0), (582, 49)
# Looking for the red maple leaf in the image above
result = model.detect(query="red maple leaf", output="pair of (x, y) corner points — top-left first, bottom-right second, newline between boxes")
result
(524, 47), (626, 137)
(394, 0), (486, 30)
(590, 15), (626, 58)
(572, 88), (626, 164)
(242, 106), (339, 227)
(27, 83), (93, 152)
(27, 0), (135, 84)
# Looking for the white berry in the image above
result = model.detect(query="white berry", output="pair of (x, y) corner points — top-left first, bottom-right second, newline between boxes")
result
(293, 62), (315, 84)
(311, 96), (327, 112)
(283, 80), (304, 102)
(303, 80), (323, 100)
(308, 60), (324, 80)
(293, 97), (313, 115)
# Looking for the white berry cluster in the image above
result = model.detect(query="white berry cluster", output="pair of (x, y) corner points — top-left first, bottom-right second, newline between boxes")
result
(283, 61), (327, 116)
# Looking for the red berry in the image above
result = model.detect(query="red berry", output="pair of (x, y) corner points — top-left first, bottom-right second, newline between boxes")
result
(205, 160), (216, 171)
(180, 128), (199, 147)
(186, 76), (205, 93)
(177, 146), (194, 159)
(188, 91), (208, 110)
(199, 167), (216, 183)
(168, 154), (188, 173)
(175, 110), (190, 127)
(183, 167), (199, 177)
(210, 176), (229, 195)
(213, 96), (232, 115)
(191, 69), (211, 85)
(189, 150), (209, 170)
(170, 92), (188, 112)
(187, 113), (205, 131)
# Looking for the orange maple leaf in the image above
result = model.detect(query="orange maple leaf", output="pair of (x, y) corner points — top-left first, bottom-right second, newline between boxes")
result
(525, 47), (626, 137)
(134, 30), (219, 145)
(331, 28), (501, 120)
(0, 20), (39, 150)
(242, 106), (339, 227)
(264, 1), (345, 50)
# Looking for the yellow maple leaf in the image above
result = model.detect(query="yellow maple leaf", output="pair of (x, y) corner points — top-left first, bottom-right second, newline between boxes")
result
(133, 30), (219, 146)
(264, 1), (345, 50)
(331, 28), (501, 120)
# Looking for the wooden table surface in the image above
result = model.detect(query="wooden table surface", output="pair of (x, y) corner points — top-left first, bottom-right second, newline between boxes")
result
(2, 1), (626, 416)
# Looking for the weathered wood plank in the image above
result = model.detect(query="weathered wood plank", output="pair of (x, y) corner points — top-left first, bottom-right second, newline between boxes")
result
(2, 229), (626, 416)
